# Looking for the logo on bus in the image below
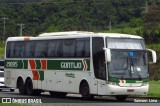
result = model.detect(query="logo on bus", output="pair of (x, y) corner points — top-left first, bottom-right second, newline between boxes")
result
(6, 62), (18, 68)
(61, 62), (82, 69)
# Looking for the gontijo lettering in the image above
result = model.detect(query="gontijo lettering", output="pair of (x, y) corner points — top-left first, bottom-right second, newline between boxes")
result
(61, 62), (82, 69)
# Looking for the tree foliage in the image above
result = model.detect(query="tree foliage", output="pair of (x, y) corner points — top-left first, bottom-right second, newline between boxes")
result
(142, 2), (160, 43)
(0, 0), (148, 39)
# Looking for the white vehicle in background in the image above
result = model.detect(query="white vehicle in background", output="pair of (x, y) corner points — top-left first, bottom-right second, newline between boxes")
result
(0, 59), (4, 71)
(0, 59), (14, 92)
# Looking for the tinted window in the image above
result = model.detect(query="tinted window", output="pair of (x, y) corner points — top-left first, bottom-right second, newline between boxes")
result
(48, 41), (57, 57)
(25, 41), (35, 58)
(75, 38), (90, 57)
(15, 42), (25, 58)
(6, 38), (90, 58)
(10, 42), (16, 58)
(55, 40), (62, 57)
(35, 41), (48, 58)
(84, 39), (90, 57)
(92, 37), (106, 80)
(48, 40), (63, 57)
(62, 39), (75, 57)
(6, 42), (11, 58)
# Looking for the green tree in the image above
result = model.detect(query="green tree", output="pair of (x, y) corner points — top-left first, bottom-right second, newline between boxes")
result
(142, 2), (160, 43)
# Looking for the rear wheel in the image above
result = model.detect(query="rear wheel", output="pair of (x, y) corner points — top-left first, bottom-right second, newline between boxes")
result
(26, 78), (33, 95)
(0, 89), (2, 91)
(18, 79), (26, 95)
(115, 95), (128, 101)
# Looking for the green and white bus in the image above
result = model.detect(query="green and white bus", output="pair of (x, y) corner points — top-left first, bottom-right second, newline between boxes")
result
(4, 31), (156, 101)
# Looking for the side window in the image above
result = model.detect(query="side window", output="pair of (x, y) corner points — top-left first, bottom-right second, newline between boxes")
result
(6, 42), (11, 58)
(55, 40), (62, 57)
(92, 37), (106, 80)
(25, 41), (35, 58)
(35, 41), (48, 58)
(84, 39), (90, 57)
(10, 42), (16, 58)
(48, 40), (62, 58)
(15, 42), (25, 58)
(75, 38), (90, 57)
(48, 40), (57, 57)
(62, 39), (75, 57)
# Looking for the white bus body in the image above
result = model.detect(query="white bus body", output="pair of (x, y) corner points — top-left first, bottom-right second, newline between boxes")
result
(4, 31), (156, 101)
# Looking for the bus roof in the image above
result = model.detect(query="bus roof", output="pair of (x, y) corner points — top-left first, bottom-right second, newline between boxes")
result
(39, 31), (94, 36)
(6, 31), (143, 42)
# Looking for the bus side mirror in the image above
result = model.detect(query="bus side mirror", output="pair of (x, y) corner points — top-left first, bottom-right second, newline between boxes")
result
(103, 48), (111, 62)
(147, 49), (157, 64)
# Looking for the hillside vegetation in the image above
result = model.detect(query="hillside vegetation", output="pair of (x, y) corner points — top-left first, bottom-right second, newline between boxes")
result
(0, 0), (160, 42)
(0, 0), (160, 80)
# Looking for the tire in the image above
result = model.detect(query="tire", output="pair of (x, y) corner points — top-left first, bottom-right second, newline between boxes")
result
(115, 95), (128, 101)
(80, 82), (93, 100)
(26, 79), (34, 95)
(49, 91), (67, 98)
(33, 90), (41, 96)
(0, 89), (2, 92)
(18, 79), (26, 95)
(10, 89), (15, 92)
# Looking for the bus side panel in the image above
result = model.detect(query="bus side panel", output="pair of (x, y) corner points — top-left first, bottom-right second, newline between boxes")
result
(42, 71), (52, 91)
(67, 71), (81, 93)
(4, 70), (14, 88)
(89, 59), (98, 95)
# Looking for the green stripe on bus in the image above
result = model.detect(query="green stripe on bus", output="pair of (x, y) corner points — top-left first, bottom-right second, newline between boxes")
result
(108, 76), (149, 83)
(36, 60), (41, 69)
(5, 59), (90, 71)
(5, 60), (24, 69)
(47, 60), (90, 71)
(23, 60), (28, 69)
(39, 71), (44, 81)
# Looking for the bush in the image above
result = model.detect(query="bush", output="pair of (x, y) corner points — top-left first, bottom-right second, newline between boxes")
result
(148, 47), (160, 80)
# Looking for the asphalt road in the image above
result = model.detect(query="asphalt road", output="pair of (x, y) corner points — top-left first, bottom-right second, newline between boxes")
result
(0, 89), (160, 106)
(0, 89), (133, 103)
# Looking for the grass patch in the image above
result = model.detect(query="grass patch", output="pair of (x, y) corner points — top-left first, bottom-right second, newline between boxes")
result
(0, 47), (5, 58)
(0, 104), (31, 106)
(148, 81), (160, 97)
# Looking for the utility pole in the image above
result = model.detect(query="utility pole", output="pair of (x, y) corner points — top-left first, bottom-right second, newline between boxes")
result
(144, 1), (149, 13)
(108, 20), (112, 30)
(18, 23), (25, 36)
(1, 17), (8, 43)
